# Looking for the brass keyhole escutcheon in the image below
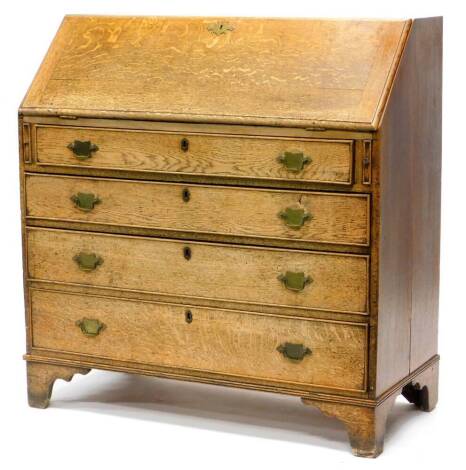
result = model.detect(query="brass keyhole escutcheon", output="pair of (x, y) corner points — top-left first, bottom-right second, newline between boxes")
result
(180, 138), (189, 152)
(185, 310), (193, 323)
(183, 247), (192, 260)
(182, 188), (191, 202)
(207, 22), (234, 35)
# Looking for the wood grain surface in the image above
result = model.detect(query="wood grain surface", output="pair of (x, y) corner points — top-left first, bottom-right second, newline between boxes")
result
(404, 19), (442, 372)
(375, 17), (442, 394)
(26, 174), (369, 246)
(21, 16), (410, 130)
(27, 228), (369, 314)
(30, 289), (367, 391)
(35, 125), (354, 184)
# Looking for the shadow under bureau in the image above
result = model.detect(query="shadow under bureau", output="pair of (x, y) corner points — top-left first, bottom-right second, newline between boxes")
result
(19, 16), (442, 457)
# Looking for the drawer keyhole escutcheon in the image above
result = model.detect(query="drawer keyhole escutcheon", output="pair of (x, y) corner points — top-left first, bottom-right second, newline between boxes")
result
(76, 318), (106, 337)
(277, 342), (312, 361)
(71, 192), (101, 212)
(180, 138), (190, 152)
(279, 207), (311, 229)
(277, 151), (311, 172)
(278, 271), (312, 292)
(207, 22), (234, 35)
(67, 140), (99, 160)
(182, 188), (191, 202)
(73, 252), (104, 272)
(183, 247), (192, 260)
(185, 310), (193, 323)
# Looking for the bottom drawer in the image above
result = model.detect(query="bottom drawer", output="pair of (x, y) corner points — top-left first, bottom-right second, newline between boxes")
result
(30, 290), (368, 392)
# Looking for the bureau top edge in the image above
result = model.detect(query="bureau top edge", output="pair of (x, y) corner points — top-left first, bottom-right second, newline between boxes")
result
(20, 115), (375, 141)
(19, 108), (378, 133)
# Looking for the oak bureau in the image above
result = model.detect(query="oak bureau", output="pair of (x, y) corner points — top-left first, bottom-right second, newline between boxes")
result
(19, 16), (442, 457)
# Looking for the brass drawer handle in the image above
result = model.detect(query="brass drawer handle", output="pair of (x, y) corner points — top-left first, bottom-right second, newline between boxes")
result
(73, 252), (103, 272)
(277, 151), (311, 172)
(279, 207), (311, 229)
(67, 140), (99, 160)
(277, 342), (312, 361)
(278, 271), (312, 292)
(71, 192), (101, 212)
(76, 318), (106, 337)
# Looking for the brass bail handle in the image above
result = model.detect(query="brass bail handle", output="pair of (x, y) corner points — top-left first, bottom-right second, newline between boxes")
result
(277, 151), (311, 172)
(277, 342), (312, 361)
(76, 318), (106, 337)
(279, 207), (311, 229)
(67, 140), (99, 160)
(71, 192), (101, 212)
(278, 271), (312, 292)
(73, 252), (104, 272)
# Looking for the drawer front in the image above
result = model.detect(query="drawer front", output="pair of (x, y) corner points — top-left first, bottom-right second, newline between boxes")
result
(31, 290), (367, 391)
(26, 175), (370, 246)
(27, 229), (368, 314)
(35, 126), (354, 185)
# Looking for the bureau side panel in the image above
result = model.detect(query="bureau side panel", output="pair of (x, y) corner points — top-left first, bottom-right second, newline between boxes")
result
(375, 17), (442, 394)
(408, 18), (442, 370)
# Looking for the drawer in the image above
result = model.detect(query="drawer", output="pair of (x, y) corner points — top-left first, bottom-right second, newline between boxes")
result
(35, 125), (354, 185)
(30, 290), (368, 391)
(25, 175), (370, 247)
(27, 229), (368, 314)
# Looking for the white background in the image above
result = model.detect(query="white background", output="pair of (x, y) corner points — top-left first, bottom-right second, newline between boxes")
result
(0, 0), (464, 468)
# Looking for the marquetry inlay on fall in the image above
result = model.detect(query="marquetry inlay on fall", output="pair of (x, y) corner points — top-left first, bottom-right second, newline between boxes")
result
(19, 15), (442, 457)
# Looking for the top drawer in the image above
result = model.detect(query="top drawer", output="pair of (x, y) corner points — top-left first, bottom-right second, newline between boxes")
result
(34, 126), (354, 185)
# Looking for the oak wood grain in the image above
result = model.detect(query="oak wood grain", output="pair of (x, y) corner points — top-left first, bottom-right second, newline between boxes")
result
(21, 16), (410, 130)
(406, 19), (442, 372)
(24, 117), (375, 193)
(25, 115), (374, 140)
(375, 17), (442, 394)
(25, 174), (369, 246)
(26, 280), (369, 324)
(35, 125), (354, 185)
(27, 228), (369, 314)
(31, 289), (367, 391)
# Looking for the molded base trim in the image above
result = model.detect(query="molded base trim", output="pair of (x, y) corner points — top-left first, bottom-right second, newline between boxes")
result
(24, 353), (438, 407)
